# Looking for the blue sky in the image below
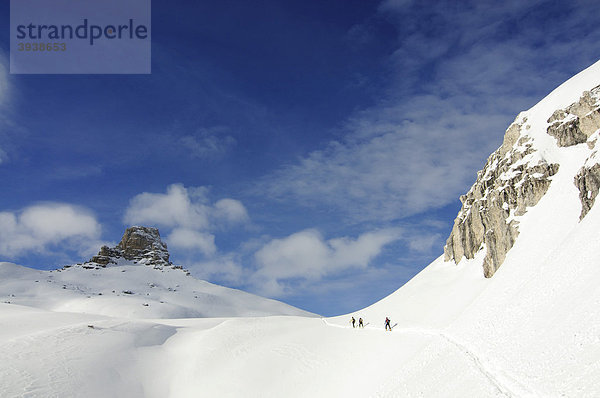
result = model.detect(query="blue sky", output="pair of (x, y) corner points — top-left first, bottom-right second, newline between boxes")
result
(1, 0), (599, 316)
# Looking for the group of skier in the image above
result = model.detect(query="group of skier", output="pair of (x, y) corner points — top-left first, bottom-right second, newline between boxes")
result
(350, 316), (393, 331)
(350, 316), (364, 328)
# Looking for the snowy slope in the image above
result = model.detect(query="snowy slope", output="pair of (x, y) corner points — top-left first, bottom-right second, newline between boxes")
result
(332, 58), (600, 396)
(0, 261), (313, 318)
(2, 60), (600, 398)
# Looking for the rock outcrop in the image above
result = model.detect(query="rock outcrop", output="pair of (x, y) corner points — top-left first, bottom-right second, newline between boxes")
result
(575, 151), (600, 220)
(444, 118), (559, 277)
(547, 85), (600, 220)
(444, 84), (600, 278)
(546, 85), (600, 147)
(88, 226), (171, 269)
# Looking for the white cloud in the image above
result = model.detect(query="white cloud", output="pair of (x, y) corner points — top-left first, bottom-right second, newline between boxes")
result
(214, 199), (249, 224)
(252, 228), (400, 296)
(0, 203), (102, 258)
(124, 184), (249, 257)
(189, 254), (246, 285)
(167, 228), (216, 256)
(124, 184), (249, 230)
(124, 184), (210, 229)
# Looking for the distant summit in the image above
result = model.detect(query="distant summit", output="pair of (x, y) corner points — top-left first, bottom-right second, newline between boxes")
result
(87, 226), (172, 269)
(1, 225), (313, 319)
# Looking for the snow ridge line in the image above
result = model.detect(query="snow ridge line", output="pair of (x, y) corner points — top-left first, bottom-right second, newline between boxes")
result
(321, 319), (539, 398)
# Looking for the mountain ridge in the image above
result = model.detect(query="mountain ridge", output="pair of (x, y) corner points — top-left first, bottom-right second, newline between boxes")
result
(0, 226), (314, 318)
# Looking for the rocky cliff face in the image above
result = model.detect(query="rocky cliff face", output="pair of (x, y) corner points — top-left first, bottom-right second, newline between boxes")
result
(444, 84), (600, 277)
(87, 226), (172, 269)
(575, 139), (600, 220)
(443, 121), (560, 277)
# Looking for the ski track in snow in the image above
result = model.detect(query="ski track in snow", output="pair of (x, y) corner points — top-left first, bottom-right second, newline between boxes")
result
(321, 318), (540, 398)
(0, 326), (80, 397)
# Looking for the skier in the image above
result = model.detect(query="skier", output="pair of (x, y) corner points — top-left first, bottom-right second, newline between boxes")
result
(358, 318), (364, 328)
(385, 317), (392, 331)
(351, 317), (356, 328)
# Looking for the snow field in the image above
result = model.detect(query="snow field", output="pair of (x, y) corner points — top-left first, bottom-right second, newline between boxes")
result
(0, 262), (313, 319)
(1, 302), (519, 398)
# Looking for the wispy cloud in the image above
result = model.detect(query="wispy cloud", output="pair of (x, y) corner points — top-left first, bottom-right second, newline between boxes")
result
(254, 0), (600, 225)
(407, 232), (442, 253)
(46, 165), (103, 181)
(0, 146), (6, 165)
(256, 97), (506, 222)
(0, 52), (11, 165)
(0, 68), (7, 110)
(177, 126), (236, 159)
(0, 203), (104, 259)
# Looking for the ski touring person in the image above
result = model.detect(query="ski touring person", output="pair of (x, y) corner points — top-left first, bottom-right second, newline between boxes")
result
(358, 318), (364, 328)
(385, 317), (391, 331)
(351, 317), (356, 328)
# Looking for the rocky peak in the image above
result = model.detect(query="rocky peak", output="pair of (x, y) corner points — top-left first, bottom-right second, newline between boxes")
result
(117, 226), (168, 261)
(87, 226), (171, 269)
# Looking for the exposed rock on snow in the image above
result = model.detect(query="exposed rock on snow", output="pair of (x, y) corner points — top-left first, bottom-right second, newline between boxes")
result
(117, 226), (170, 266)
(445, 83), (600, 278)
(548, 87), (600, 220)
(88, 226), (171, 269)
(444, 119), (559, 277)
(546, 85), (600, 147)
(89, 245), (121, 266)
(575, 159), (600, 220)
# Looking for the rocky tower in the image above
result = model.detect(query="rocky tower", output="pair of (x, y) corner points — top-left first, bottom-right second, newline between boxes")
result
(88, 226), (171, 269)
(444, 84), (600, 277)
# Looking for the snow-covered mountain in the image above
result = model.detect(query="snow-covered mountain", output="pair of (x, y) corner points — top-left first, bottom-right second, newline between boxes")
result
(0, 226), (313, 318)
(2, 61), (600, 397)
(334, 58), (600, 396)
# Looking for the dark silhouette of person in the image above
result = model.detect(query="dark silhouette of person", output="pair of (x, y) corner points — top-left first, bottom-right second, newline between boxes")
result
(351, 317), (356, 328)
(385, 317), (392, 331)
(358, 318), (364, 328)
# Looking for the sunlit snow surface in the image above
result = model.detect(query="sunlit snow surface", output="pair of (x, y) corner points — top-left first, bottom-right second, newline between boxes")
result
(0, 261), (313, 319)
(2, 59), (600, 397)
